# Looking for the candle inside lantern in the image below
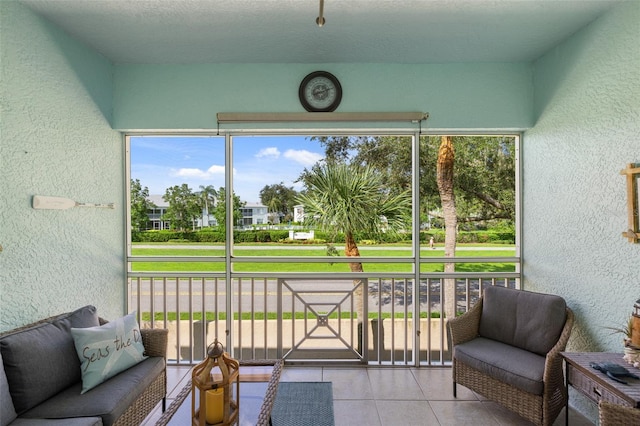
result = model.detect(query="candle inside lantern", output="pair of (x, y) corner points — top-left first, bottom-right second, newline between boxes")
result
(205, 388), (224, 424)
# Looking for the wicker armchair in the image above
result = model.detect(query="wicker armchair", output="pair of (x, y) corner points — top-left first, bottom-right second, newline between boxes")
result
(448, 286), (574, 426)
(599, 401), (640, 426)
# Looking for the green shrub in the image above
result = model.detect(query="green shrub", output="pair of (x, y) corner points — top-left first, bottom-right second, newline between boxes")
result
(234, 231), (256, 243)
(136, 230), (198, 242)
(270, 230), (289, 241)
(255, 230), (271, 242)
(133, 227), (514, 245)
(314, 231), (345, 244)
(196, 230), (225, 242)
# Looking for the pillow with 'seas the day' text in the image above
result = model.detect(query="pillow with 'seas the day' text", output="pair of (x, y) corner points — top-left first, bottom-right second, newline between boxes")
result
(71, 312), (147, 393)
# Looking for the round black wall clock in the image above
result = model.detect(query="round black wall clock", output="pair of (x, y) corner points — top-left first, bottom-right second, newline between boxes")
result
(299, 71), (342, 112)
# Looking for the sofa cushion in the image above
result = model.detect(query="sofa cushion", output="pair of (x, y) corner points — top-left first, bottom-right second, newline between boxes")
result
(19, 356), (164, 426)
(0, 353), (18, 426)
(71, 312), (148, 394)
(478, 286), (566, 355)
(454, 337), (546, 395)
(0, 306), (100, 414)
(11, 418), (102, 426)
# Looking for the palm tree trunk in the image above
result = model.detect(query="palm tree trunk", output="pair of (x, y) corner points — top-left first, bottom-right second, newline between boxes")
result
(345, 231), (366, 353)
(437, 136), (457, 319)
(345, 231), (362, 269)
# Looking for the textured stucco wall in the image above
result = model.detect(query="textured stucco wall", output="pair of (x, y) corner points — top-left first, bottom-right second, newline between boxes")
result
(113, 63), (533, 131)
(524, 1), (640, 419)
(0, 1), (124, 330)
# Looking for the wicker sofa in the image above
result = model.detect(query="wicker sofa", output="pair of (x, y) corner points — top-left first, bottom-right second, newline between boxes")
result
(448, 286), (574, 426)
(0, 306), (167, 426)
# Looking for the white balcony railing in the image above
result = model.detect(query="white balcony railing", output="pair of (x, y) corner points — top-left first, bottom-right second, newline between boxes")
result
(128, 271), (519, 366)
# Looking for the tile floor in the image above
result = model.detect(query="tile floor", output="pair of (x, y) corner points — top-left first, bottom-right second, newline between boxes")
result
(142, 365), (595, 425)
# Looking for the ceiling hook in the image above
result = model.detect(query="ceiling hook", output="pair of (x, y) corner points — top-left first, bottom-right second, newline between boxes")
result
(316, 0), (325, 27)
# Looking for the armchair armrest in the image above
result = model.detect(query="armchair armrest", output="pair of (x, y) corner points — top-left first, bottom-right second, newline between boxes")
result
(543, 307), (574, 386)
(141, 328), (169, 358)
(447, 298), (483, 346)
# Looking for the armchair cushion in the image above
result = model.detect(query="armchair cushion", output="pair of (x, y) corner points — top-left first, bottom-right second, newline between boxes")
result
(478, 286), (566, 355)
(454, 337), (546, 395)
(0, 306), (100, 414)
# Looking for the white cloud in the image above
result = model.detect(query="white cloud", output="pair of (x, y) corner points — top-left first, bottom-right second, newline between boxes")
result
(283, 149), (322, 166)
(256, 147), (280, 159)
(173, 168), (207, 179)
(206, 165), (226, 175)
(171, 164), (227, 179)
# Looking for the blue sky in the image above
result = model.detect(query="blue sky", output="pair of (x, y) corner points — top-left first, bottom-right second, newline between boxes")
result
(130, 135), (324, 203)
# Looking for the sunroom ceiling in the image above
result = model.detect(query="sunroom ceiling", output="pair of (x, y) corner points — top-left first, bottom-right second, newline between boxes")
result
(20, 0), (621, 64)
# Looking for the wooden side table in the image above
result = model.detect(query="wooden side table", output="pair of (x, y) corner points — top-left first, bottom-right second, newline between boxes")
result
(561, 352), (640, 423)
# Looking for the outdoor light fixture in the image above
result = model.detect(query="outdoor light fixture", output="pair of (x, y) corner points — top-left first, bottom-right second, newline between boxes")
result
(316, 0), (325, 27)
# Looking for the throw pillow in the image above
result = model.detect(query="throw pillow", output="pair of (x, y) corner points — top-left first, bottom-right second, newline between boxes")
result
(71, 312), (147, 394)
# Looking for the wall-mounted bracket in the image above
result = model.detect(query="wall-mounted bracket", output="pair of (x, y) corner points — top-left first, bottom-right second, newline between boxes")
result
(620, 163), (640, 243)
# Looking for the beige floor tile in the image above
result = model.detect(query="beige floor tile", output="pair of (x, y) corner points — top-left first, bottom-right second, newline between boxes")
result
(367, 368), (426, 400)
(411, 367), (478, 401)
(279, 366), (323, 382)
(323, 368), (374, 400)
(482, 401), (535, 425)
(376, 400), (441, 426)
(333, 399), (381, 426)
(429, 400), (503, 425)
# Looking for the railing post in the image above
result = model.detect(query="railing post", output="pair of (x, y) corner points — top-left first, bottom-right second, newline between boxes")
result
(362, 278), (368, 363)
(277, 278), (283, 359)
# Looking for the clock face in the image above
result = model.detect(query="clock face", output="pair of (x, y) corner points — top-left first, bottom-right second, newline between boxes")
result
(299, 71), (342, 112)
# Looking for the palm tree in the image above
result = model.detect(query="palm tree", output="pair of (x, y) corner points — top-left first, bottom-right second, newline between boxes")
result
(436, 136), (457, 319)
(296, 162), (411, 331)
(198, 185), (218, 228)
(267, 197), (281, 224)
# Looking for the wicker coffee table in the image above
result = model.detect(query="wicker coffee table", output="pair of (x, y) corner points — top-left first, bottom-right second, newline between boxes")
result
(156, 359), (283, 426)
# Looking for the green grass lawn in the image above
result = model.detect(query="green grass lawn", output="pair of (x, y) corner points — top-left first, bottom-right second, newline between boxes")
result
(130, 244), (516, 273)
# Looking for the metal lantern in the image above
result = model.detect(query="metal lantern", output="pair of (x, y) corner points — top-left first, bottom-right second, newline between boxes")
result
(191, 339), (240, 425)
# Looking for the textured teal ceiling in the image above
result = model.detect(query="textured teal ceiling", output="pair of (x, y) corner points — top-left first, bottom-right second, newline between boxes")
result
(20, 0), (621, 64)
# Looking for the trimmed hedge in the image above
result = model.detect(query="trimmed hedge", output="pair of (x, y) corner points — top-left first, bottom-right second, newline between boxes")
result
(132, 228), (514, 244)
(270, 230), (289, 241)
(132, 230), (198, 242)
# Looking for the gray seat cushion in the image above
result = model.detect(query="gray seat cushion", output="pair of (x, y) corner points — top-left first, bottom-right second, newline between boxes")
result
(478, 286), (566, 355)
(455, 337), (546, 395)
(19, 356), (164, 426)
(10, 418), (102, 426)
(1, 353), (18, 426)
(0, 306), (100, 414)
